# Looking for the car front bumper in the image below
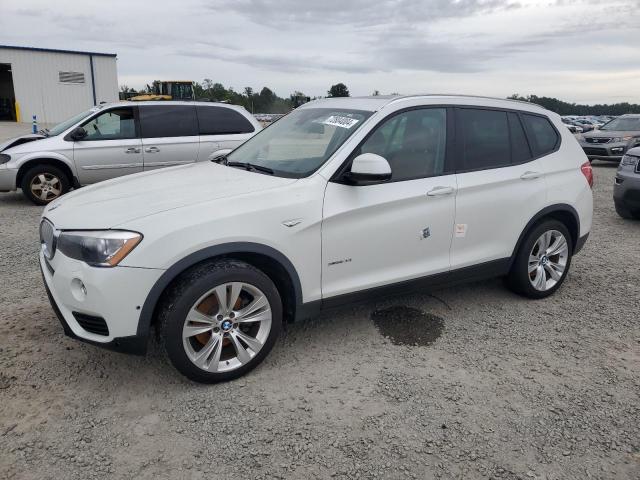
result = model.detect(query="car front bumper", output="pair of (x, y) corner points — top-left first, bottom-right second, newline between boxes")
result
(0, 165), (18, 192)
(40, 250), (164, 355)
(580, 141), (629, 161)
(614, 166), (640, 212)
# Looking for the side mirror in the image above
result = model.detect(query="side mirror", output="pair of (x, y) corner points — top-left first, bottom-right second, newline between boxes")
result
(209, 148), (233, 162)
(344, 153), (392, 184)
(68, 127), (87, 141)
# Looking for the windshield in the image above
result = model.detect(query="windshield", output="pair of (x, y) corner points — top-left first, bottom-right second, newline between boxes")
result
(601, 117), (640, 131)
(226, 108), (374, 178)
(48, 108), (99, 136)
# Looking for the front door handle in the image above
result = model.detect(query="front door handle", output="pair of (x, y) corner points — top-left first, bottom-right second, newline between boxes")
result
(520, 171), (541, 180)
(427, 186), (455, 197)
(124, 147), (140, 154)
(144, 146), (160, 153)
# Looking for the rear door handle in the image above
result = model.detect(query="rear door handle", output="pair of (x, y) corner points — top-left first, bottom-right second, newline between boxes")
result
(427, 186), (455, 197)
(124, 147), (140, 154)
(520, 171), (541, 180)
(144, 146), (160, 153)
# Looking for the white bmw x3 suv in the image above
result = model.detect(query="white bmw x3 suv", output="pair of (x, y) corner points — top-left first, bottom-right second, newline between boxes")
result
(39, 95), (593, 383)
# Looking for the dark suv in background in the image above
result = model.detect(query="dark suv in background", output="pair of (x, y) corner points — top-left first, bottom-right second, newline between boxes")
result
(580, 114), (640, 162)
(614, 146), (640, 219)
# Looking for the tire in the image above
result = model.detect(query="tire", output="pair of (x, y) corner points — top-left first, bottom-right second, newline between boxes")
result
(20, 164), (70, 205)
(158, 259), (282, 383)
(615, 202), (640, 220)
(506, 220), (573, 299)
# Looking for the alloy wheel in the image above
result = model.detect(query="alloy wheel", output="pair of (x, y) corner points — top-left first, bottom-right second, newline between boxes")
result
(182, 282), (272, 373)
(528, 230), (569, 291)
(30, 173), (62, 202)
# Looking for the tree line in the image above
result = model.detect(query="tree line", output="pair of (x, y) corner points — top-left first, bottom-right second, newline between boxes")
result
(120, 81), (353, 113)
(120, 82), (639, 116)
(507, 94), (640, 116)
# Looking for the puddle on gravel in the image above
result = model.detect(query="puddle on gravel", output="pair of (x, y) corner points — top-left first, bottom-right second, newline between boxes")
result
(371, 306), (444, 346)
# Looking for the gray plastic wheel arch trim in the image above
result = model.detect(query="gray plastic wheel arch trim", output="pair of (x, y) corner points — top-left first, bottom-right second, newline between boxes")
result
(136, 242), (304, 344)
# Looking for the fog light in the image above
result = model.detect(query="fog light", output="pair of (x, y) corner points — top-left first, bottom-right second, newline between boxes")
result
(70, 278), (87, 301)
(611, 147), (624, 154)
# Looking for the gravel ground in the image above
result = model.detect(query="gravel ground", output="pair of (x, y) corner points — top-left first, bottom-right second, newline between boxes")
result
(0, 122), (638, 479)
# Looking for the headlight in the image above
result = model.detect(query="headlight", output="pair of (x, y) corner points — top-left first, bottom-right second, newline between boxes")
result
(57, 230), (142, 267)
(0, 153), (10, 164)
(611, 136), (633, 143)
(620, 154), (638, 167)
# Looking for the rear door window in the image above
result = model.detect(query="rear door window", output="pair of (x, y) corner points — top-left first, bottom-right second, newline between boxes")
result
(508, 112), (532, 163)
(139, 105), (198, 138)
(196, 106), (255, 135)
(458, 108), (511, 171)
(522, 114), (559, 157)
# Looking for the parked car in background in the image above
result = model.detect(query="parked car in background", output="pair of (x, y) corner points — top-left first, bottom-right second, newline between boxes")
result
(563, 117), (592, 133)
(614, 146), (640, 219)
(38, 94), (593, 383)
(0, 102), (261, 204)
(579, 114), (640, 162)
(562, 121), (582, 134)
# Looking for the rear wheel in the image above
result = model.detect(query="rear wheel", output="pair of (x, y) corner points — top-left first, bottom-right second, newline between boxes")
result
(506, 220), (573, 299)
(159, 259), (282, 383)
(20, 165), (69, 205)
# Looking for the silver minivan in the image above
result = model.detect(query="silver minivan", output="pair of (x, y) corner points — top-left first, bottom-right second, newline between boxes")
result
(0, 101), (261, 204)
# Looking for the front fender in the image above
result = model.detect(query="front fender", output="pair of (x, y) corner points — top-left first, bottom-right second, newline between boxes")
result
(135, 242), (304, 339)
(11, 150), (78, 178)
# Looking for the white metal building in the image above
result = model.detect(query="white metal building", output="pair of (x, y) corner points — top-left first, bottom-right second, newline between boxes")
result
(0, 45), (118, 124)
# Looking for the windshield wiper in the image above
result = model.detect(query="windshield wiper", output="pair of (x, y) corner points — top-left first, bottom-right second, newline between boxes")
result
(38, 129), (50, 137)
(226, 161), (274, 175)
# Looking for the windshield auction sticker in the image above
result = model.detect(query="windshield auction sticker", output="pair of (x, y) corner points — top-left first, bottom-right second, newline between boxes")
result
(321, 115), (360, 129)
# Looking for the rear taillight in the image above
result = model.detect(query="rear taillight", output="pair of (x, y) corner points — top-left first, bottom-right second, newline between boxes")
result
(581, 161), (593, 188)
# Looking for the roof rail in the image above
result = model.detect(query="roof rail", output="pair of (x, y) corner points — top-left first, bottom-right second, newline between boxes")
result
(388, 94), (546, 110)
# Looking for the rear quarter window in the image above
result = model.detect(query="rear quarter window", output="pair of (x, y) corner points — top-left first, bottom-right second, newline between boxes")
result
(522, 114), (559, 157)
(196, 106), (255, 135)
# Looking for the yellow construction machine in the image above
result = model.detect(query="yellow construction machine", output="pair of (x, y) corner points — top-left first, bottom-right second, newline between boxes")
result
(126, 81), (195, 101)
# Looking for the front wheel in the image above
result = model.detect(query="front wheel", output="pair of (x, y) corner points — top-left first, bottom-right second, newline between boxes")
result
(159, 259), (282, 383)
(506, 220), (573, 299)
(21, 165), (70, 205)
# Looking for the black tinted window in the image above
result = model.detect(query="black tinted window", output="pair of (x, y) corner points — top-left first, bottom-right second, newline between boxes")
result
(358, 108), (447, 181)
(522, 114), (559, 156)
(197, 106), (255, 135)
(459, 109), (510, 170)
(139, 105), (198, 138)
(508, 113), (532, 163)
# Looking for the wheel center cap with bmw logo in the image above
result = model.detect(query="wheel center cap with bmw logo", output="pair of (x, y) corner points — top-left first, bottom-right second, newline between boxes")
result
(221, 320), (233, 331)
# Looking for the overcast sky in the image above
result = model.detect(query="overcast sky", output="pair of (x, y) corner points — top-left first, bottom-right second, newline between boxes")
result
(2, 0), (639, 104)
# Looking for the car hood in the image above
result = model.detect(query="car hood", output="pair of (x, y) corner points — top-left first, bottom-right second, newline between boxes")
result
(0, 133), (47, 152)
(43, 161), (297, 229)
(584, 130), (638, 138)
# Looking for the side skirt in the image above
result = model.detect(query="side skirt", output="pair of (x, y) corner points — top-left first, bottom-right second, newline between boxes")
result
(295, 258), (511, 320)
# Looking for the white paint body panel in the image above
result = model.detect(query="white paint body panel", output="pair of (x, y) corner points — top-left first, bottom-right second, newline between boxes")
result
(322, 175), (456, 298)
